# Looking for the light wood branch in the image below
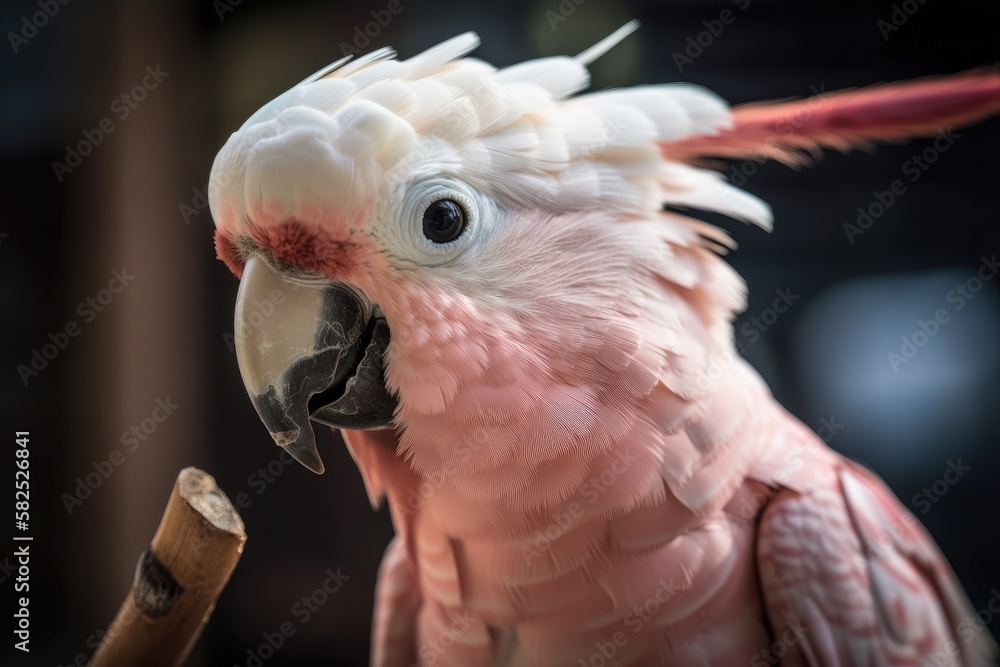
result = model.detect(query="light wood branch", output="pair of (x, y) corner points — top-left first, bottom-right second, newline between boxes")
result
(90, 467), (247, 666)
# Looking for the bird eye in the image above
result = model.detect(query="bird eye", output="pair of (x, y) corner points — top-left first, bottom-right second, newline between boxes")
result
(422, 199), (467, 244)
(395, 177), (485, 265)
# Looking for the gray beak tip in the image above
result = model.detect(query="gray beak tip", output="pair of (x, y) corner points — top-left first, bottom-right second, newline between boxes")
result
(300, 457), (326, 475)
(274, 432), (326, 475)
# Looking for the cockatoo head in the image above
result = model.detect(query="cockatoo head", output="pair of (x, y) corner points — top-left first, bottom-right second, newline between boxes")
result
(210, 26), (770, 490)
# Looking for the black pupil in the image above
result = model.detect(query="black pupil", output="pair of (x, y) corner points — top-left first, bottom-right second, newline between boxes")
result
(422, 199), (466, 244)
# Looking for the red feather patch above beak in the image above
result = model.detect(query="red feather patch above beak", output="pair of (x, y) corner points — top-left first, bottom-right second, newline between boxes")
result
(214, 222), (364, 281)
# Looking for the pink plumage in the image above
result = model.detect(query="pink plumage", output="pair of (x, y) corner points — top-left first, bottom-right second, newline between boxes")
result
(209, 27), (1000, 667)
(665, 69), (1000, 166)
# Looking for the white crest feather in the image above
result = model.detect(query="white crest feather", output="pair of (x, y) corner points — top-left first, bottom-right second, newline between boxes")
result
(495, 57), (590, 100)
(403, 32), (481, 77)
(574, 20), (640, 66)
(211, 26), (775, 253)
(295, 55), (353, 87)
(333, 46), (397, 77)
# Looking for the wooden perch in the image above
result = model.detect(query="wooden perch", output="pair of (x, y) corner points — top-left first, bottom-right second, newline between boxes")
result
(90, 467), (247, 667)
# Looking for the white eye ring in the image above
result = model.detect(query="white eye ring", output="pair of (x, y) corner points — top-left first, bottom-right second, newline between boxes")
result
(397, 177), (482, 265)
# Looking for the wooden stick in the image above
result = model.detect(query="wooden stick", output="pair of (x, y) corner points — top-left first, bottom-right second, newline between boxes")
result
(90, 467), (247, 667)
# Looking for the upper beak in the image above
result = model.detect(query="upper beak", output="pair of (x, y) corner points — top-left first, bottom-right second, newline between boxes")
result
(234, 256), (397, 474)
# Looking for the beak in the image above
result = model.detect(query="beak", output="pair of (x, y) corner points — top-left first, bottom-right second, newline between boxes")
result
(234, 256), (397, 474)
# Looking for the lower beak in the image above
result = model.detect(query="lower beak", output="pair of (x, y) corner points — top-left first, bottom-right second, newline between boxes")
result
(234, 256), (397, 474)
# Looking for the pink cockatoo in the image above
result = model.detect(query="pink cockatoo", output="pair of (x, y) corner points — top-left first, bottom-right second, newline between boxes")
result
(209, 23), (1000, 667)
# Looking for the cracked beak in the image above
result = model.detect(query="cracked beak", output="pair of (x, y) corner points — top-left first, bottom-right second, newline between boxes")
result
(234, 256), (397, 474)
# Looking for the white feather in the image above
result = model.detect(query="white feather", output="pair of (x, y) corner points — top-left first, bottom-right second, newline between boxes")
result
(212, 28), (768, 254)
(401, 79), (460, 134)
(495, 56), (590, 100)
(659, 163), (773, 229)
(295, 55), (354, 87)
(354, 79), (417, 116)
(293, 78), (357, 115)
(340, 59), (408, 90)
(333, 46), (397, 77)
(403, 32), (481, 78)
(574, 20), (640, 65)
(661, 84), (733, 134)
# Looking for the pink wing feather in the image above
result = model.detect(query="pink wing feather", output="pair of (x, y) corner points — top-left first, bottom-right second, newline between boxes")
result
(665, 70), (1000, 166)
(757, 461), (997, 666)
(370, 536), (421, 667)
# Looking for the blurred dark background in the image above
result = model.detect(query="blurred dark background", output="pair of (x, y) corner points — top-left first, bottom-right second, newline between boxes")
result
(1, 0), (998, 664)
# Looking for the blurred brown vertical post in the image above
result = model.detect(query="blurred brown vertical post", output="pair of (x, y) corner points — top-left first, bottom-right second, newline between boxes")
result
(67, 0), (212, 661)
(90, 467), (246, 667)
